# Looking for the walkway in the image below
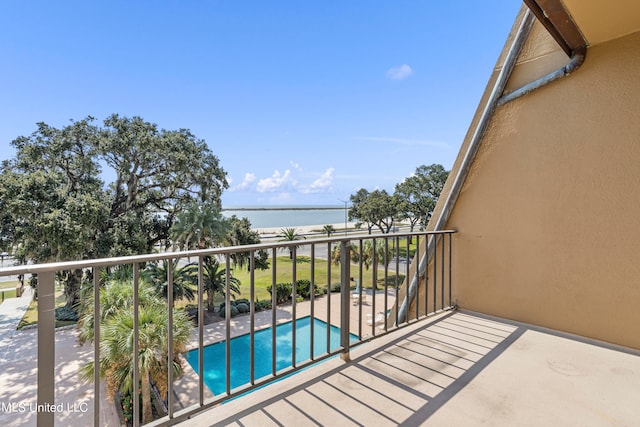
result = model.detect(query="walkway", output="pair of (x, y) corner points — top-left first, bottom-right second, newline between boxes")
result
(0, 285), (32, 343)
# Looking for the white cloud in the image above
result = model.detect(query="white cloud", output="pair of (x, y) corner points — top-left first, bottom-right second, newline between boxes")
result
(386, 64), (413, 80)
(354, 136), (449, 148)
(300, 167), (334, 194)
(257, 170), (296, 193)
(230, 172), (256, 191)
(290, 161), (302, 171)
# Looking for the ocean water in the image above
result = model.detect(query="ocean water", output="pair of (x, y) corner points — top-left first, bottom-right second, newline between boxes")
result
(222, 205), (348, 229)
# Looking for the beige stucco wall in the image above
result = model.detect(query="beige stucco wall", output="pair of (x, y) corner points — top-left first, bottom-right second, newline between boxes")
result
(434, 26), (640, 349)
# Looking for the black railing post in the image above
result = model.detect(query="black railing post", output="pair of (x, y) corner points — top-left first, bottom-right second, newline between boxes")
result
(339, 239), (351, 361)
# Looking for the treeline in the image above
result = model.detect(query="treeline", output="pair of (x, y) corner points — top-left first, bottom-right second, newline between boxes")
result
(348, 164), (448, 234)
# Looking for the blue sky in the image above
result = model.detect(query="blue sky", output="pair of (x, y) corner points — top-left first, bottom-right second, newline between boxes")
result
(0, 1), (522, 206)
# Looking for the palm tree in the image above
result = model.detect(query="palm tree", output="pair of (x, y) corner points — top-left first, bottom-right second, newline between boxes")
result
(278, 227), (305, 259)
(79, 279), (191, 424)
(141, 259), (197, 305)
(82, 302), (191, 424)
(201, 256), (241, 311)
(322, 224), (336, 237)
(77, 279), (159, 345)
(330, 242), (359, 265)
(331, 240), (392, 271)
(360, 240), (393, 271)
(171, 201), (230, 250)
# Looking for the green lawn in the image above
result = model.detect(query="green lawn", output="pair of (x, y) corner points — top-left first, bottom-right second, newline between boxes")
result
(18, 284), (75, 329)
(0, 280), (20, 301)
(15, 254), (409, 326)
(226, 255), (405, 304)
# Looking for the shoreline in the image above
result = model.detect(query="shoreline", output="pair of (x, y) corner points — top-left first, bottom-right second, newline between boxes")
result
(253, 221), (358, 238)
(253, 221), (413, 239)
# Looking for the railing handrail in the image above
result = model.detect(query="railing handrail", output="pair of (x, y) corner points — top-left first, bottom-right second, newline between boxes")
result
(1, 228), (456, 426)
(0, 229), (456, 276)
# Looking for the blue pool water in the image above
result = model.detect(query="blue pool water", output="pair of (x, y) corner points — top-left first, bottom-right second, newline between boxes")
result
(185, 316), (356, 395)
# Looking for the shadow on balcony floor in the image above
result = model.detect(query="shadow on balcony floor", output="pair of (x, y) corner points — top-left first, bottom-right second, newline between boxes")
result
(185, 311), (640, 427)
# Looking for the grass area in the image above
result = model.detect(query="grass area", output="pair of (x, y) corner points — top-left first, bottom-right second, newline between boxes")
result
(0, 280), (21, 302)
(218, 255), (405, 305)
(15, 253), (409, 326)
(17, 284), (75, 329)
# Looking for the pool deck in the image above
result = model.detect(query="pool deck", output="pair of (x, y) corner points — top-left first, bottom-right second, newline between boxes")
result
(173, 290), (395, 413)
(185, 310), (640, 427)
(0, 291), (393, 426)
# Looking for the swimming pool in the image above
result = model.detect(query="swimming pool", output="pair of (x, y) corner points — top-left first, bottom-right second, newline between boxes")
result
(185, 316), (357, 395)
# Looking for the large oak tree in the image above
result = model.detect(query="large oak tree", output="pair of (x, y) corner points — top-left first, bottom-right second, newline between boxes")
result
(0, 115), (228, 307)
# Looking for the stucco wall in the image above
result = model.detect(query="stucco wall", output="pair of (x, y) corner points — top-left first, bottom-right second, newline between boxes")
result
(441, 28), (640, 349)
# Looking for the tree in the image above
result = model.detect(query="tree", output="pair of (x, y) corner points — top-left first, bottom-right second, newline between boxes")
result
(100, 114), (228, 252)
(322, 224), (336, 237)
(226, 215), (269, 271)
(79, 280), (191, 425)
(201, 256), (241, 311)
(332, 240), (392, 271)
(349, 189), (399, 234)
(141, 259), (198, 305)
(77, 278), (159, 346)
(0, 119), (109, 307)
(171, 201), (230, 250)
(0, 115), (228, 307)
(348, 189), (375, 234)
(278, 227), (306, 259)
(395, 164), (449, 231)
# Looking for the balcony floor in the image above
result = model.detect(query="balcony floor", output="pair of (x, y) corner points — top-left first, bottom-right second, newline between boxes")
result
(184, 310), (640, 426)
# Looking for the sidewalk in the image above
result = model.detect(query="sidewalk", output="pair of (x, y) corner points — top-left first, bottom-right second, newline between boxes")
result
(0, 286), (32, 343)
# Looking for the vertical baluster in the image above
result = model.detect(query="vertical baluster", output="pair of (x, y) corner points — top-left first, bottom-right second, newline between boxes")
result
(167, 259), (174, 419)
(433, 235), (437, 314)
(371, 238), (377, 336)
(225, 255), (231, 395)
(449, 232), (453, 307)
(197, 256), (205, 405)
(271, 248), (277, 376)
(250, 250), (255, 385)
(416, 235), (421, 321)
(326, 242), (331, 353)
(441, 233), (446, 311)
(340, 240), (351, 361)
(93, 267), (100, 426)
(310, 244), (315, 361)
(394, 236), (400, 328)
(291, 246), (297, 368)
(133, 264), (140, 427)
(358, 239), (364, 338)
(405, 236), (410, 325)
(383, 237), (389, 332)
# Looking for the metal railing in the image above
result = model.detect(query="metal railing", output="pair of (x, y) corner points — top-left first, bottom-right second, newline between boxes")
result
(0, 229), (455, 426)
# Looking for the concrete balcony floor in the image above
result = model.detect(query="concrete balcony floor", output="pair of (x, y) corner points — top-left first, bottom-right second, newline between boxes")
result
(185, 311), (640, 427)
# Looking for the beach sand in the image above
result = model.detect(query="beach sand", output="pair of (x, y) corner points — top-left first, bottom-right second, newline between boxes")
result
(253, 221), (359, 239)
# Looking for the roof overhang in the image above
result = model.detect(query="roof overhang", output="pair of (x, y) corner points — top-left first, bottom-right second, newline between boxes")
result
(525, 0), (640, 52)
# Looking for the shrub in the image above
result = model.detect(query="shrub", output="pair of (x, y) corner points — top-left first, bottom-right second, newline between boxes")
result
(236, 302), (249, 313)
(218, 300), (239, 314)
(254, 300), (263, 312)
(267, 282), (292, 304)
(295, 279), (318, 299)
(220, 305), (239, 318)
(235, 298), (250, 306)
(258, 299), (272, 310)
(55, 306), (79, 321)
(330, 283), (341, 293)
